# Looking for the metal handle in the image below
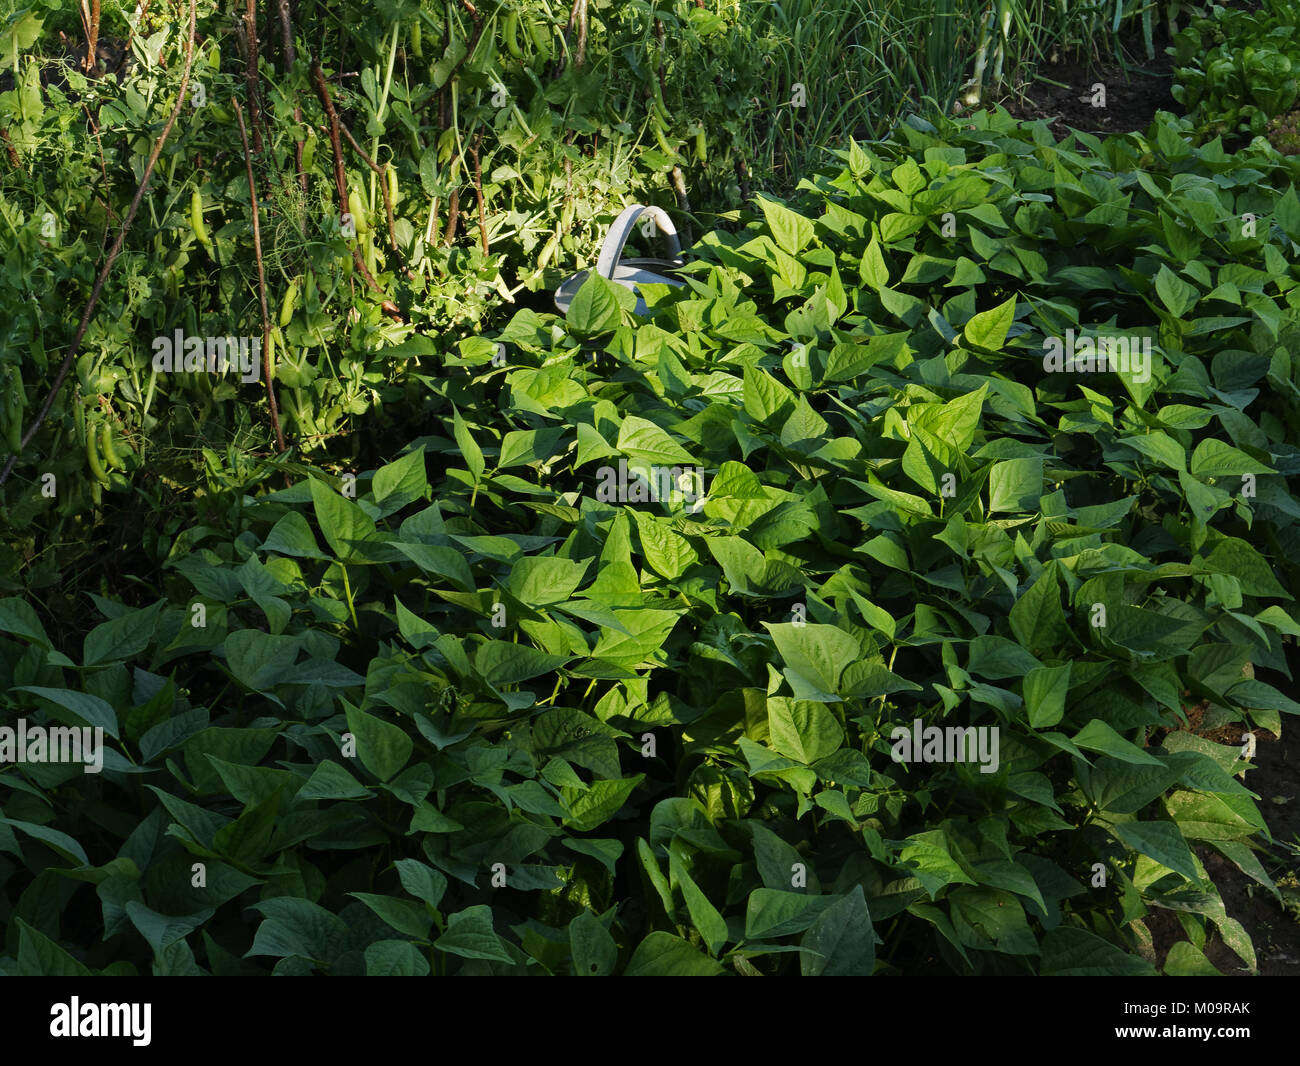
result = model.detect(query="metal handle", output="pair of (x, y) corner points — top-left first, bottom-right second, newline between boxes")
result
(595, 204), (681, 280)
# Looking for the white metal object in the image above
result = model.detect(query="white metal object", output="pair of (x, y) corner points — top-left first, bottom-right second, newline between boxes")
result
(554, 204), (686, 316)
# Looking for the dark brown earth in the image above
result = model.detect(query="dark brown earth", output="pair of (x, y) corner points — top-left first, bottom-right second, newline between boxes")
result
(991, 23), (1177, 140)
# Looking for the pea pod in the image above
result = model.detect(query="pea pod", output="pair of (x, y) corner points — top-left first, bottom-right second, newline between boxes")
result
(100, 421), (124, 471)
(6, 368), (23, 411)
(386, 162), (399, 208)
(280, 277), (300, 327)
(536, 231), (559, 270)
(190, 189), (212, 253)
(86, 420), (111, 487)
(648, 58), (671, 123)
(526, 15), (551, 63)
(348, 187), (370, 236)
(650, 116), (682, 162)
(411, 16), (422, 58)
(504, 10), (524, 60)
(694, 126), (707, 165)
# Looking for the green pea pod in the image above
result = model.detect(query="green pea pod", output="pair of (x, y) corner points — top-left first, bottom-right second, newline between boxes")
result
(504, 10), (524, 60)
(386, 162), (399, 208)
(6, 367), (24, 409)
(86, 421), (111, 486)
(411, 16), (422, 58)
(280, 277), (300, 327)
(650, 117), (681, 162)
(100, 421), (124, 471)
(190, 189), (212, 253)
(348, 187), (370, 236)
(650, 79), (671, 125)
(536, 231), (559, 270)
(526, 15), (551, 63)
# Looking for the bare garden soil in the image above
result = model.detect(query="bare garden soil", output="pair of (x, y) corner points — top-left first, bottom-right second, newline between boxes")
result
(994, 25), (1177, 140)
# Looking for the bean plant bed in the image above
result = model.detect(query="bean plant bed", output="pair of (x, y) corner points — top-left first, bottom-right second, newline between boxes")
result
(1, 0), (1299, 982)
